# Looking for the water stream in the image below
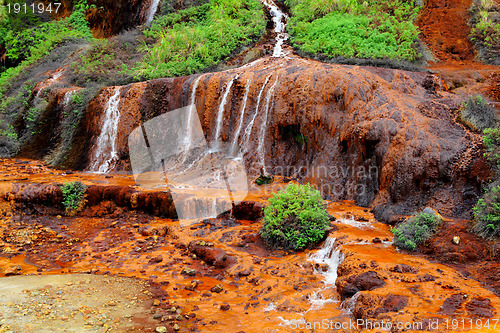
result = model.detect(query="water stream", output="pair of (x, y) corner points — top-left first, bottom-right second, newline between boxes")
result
(231, 79), (252, 156)
(145, 0), (161, 25)
(241, 75), (272, 154)
(261, 0), (289, 57)
(213, 74), (239, 149)
(257, 76), (279, 174)
(89, 87), (122, 173)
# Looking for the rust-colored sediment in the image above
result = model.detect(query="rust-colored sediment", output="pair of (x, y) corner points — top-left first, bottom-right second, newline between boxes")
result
(0, 160), (499, 332)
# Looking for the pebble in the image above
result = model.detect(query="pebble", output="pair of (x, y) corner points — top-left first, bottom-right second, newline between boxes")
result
(173, 324), (180, 331)
(153, 299), (160, 306)
(210, 284), (223, 293)
(156, 326), (167, 333)
(153, 314), (162, 320)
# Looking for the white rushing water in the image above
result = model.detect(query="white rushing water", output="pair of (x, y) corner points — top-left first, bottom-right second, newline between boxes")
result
(256, 76), (279, 174)
(242, 75), (272, 153)
(89, 87), (122, 173)
(145, 0), (161, 25)
(231, 79), (252, 156)
(308, 237), (344, 286)
(62, 90), (74, 108)
(184, 75), (203, 155)
(213, 74), (238, 149)
(261, 0), (289, 57)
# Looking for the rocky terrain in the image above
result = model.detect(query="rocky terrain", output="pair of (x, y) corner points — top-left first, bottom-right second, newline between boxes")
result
(0, 0), (500, 332)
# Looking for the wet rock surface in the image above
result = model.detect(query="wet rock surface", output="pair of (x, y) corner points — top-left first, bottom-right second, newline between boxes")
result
(0, 169), (499, 331)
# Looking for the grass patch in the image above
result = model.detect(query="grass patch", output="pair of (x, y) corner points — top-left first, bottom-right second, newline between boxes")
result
(132, 0), (266, 79)
(0, 1), (92, 98)
(285, 0), (421, 61)
(391, 208), (443, 251)
(470, 0), (500, 65)
(260, 183), (330, 251)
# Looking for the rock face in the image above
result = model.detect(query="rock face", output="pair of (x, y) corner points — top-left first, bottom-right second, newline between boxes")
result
(22, 56), (488, 220)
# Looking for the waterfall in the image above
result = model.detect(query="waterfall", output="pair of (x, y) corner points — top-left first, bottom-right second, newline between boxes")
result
(241, 75), (272, 153)
(145, 0), (161, 25)
(62, 90), (73, 107)
(230, 79), (252, 156)
(261, 0), (289, 57)
(213, 74), (238, 149)
(89, 87), (122, 173)
(256, 76), (279, 174)
(308, 237), (344, 287)
(184, 75), (203, 154)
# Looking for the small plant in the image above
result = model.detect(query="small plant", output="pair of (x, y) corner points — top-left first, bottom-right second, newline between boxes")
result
(473, 185), (500, 239)
(459, 95), (498, 131)
(483, 127), (500, 173)
(260, 183), (330, 251)
(391, 208), (442, 251)
(61, 181), (87, 216)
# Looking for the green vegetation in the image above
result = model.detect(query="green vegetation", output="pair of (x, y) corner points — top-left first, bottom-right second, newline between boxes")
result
(473, 185), (500, 239)
(132, 0), (266, 79)
(260, 183), (330, 251)
(285, 0), (421, 61)
(483, 127), (500, 173)
(473, 127), (500, 239)
(0, 1), (92, 97)
(459, 95), (498, 131)
(61, 181), (87, 216)
(255, 174), (274, 185)
(470, 0), (500, 65)
(391, 208), (443, 251)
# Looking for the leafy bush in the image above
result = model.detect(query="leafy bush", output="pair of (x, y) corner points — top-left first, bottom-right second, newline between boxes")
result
(132, 0), (266, 79)
(473, 185), (500, 238)
(260, 183), (330, 251)
(459, 95), (498, 131)
(286, 0), (421, 61)
(391, 208), (442, 251)
(61, 181), (87, 216)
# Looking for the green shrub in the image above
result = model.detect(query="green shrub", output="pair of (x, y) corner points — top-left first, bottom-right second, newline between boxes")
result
(473, 185), (500, 238)
(286, 0), (421, 61)
(61, 181), (87, 215)
(391, 208), (442, 251)
(459, 95), (498, 131)
(260, 183), (330, 251)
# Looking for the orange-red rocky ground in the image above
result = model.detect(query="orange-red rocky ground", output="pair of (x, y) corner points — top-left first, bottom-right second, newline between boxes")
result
(0, 160), (499, 332)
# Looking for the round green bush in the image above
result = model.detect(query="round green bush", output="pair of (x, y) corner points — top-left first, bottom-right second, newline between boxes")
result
(260, 183), (330, 251)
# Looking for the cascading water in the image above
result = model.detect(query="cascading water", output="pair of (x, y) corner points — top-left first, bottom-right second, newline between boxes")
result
(145, 0), (161, 25)
(183, 75), (203, 155)
(62, 91), (74, 107)
(261, 0), (289, 57)
(89, 87), (122, 173)
(256, 76), (279, 174)
(241, 75), (272, 153)
(213, 74), (238, 149)
(308, 237), (344, 287)
(230, 79), (252, 156)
